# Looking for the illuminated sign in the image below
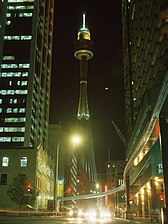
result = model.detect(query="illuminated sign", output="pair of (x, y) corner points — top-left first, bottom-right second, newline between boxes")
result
(157, 164), (163, 174)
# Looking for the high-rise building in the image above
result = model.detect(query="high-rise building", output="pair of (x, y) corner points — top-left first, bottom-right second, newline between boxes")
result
(0, 0), (54, 149)
(0, 1), (3, 29)
(122, 0), (168, 221)
(73, 14), (97, 183)
(0, 0), (55, 211)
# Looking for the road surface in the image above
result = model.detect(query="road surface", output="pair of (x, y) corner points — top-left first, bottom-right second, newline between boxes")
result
(0, 215), (136, 224)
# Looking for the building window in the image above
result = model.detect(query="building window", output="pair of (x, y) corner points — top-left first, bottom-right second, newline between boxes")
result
(118, 179), (124, 186)
(20, 157), (28, 167)
(0, 137), (11, 142)
(2, 157), (9, 167)
(12, 137), (24, 142)
(0, 174), (8, 185)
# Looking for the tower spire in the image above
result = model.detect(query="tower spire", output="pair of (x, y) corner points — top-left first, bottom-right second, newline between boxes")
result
(82, 13), (86, 30)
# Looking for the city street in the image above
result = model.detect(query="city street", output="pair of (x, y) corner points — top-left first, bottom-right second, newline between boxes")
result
(0, 216), (134, 224)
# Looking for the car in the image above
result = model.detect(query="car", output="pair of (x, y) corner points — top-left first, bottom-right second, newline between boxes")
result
(67, 208), (78, 218)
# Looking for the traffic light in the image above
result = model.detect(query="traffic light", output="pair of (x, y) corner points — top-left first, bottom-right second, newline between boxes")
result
(27, 183), (32, 192)
(160, 194), (164, 201)
(67, 187), (72, 194)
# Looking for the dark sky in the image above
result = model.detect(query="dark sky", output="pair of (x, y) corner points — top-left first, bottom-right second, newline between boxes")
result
(50, 0), (126, 173)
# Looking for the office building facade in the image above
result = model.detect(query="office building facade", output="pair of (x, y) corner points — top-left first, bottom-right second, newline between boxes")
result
(0, 0), (55, 211)
(0, 0), (54, 149)
(122, 0), (168, 220)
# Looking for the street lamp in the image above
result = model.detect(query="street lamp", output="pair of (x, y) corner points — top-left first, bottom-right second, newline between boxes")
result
(54, 135), (81, 214)
(71, 135), (81, 145)
(54, 141), (61, 214)
(96, 183), (99, 190)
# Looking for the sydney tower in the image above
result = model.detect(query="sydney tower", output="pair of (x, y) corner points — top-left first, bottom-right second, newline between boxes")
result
(74, 14), (97, 182)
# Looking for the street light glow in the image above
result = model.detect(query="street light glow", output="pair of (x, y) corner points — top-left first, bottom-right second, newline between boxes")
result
(71, 135), (81, 145)
(96, 183), (99, 189)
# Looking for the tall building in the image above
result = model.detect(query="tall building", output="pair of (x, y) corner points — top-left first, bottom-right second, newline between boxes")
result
(73, 14), (97, 183)
(0, 0), (54, 149)
(0, 1), (3, 29)
(122, 0), (168, 221)
(0, 0), (55, 211)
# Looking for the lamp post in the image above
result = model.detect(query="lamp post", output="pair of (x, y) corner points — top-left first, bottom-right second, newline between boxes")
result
(54, 141), (61, 214)
(54, 135), (81, 214)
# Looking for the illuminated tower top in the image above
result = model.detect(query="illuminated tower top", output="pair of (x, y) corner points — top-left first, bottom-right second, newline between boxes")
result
(74, 14), (94, 120)
(74, 13), (94, 61)
(77, 13), (91, 41)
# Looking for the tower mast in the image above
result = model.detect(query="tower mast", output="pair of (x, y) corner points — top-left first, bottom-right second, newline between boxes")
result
(74, 14), (97, 182)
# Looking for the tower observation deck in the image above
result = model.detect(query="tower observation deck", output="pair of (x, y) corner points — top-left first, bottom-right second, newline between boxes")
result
(74, 14), (97, 182)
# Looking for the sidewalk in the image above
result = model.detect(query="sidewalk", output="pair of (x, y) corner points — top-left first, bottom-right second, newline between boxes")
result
(127, 217), (160, 223)
(116, 217), (161, 223)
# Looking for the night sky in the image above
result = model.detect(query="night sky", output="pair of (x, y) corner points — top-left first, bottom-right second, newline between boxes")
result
(50, 0), (126, 173)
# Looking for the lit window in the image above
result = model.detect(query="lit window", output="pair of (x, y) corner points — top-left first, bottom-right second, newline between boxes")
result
(6, 13), (11, 17)
(27, 6), (34, 9)
(13, 108), (18, 113)
(20, 157), (28, 167)
(3, 127), (25, 132)
(2, 157), (9, 167)
(118, 179), (123, 186)
(21, 36), (32, 40)
(1, 72), (21, 77)
(15, 90), (28, 94)
(0, 137), (11, 142)
(21, 81), (27, 86)
(6, 21), (11, 25)
(6, 108), (12, 113)
(4, 35), (32, 41)
(19, 63), (30, 68)
(9, 81), (12, 86)
(22, 72), (28, 77)
(12, 137), (24, 142)
(19, 108), (26, 113)
(5, 117), (26, 123)
(10, 99), (17, 104)
(19, 13), (33, 17)
(1, 63), (18, 68)
(3, 56), (15, 60)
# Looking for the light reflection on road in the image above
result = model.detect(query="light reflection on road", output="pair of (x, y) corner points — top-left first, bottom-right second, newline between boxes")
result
(0, 216), (115, 224)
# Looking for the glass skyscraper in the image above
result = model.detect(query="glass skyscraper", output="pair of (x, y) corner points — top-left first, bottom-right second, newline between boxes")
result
(0, 0), (54, 148)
